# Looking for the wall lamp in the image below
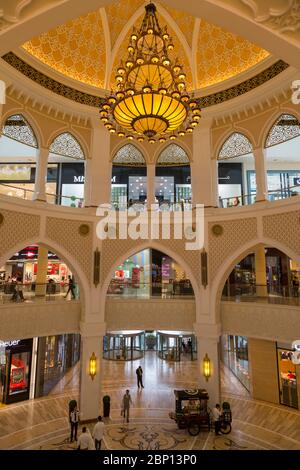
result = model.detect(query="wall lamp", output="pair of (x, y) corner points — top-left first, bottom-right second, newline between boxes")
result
(203, 353), (211, 381)
(89, 352), (97, 380)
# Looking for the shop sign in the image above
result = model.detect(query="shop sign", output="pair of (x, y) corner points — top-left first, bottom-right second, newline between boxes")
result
(0, 340), (21, 348)
(293, 178), (300, 186)
(73, 176), (85, 183)
(291, 340), (300, 365)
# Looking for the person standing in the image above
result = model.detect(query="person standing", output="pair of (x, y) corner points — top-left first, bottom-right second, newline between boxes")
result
(122, 389), (133, 423)
(64, 275), (76, 300)
(212, 404), (222, 436)
(136, 366), (144, 389)
(92, 416), (105, 450)
(70, 405), (80, 442)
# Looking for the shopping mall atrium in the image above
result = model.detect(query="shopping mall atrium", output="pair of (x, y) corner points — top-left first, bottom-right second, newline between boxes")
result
(0, 0), (300, 452)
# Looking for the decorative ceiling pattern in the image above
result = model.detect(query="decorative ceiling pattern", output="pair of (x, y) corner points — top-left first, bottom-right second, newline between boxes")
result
(106, 0), (144, 48)
(23, 11), (106, 88)
(20, 0), (270, 92)
(109, 10), (193, 90)
(161, 3), (194, 48)
(197, 20), (269, 88)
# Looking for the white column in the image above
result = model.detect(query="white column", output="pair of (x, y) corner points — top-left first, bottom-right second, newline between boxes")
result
(84, 122), (111, 208)
(195, 324), (221, 407)
(34, 147), (49, 202)
(147, 163), (156, 210)
(79, 322), (105, 421)
(191, 120), (218, 207)
(253, 147), (268, 202)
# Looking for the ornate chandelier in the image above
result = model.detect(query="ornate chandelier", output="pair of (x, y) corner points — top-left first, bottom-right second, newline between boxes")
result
(99, 2), (201, 144)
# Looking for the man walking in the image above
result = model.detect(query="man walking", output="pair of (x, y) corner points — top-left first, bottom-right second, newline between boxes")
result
(70, 405), (80, 442)
(136, 366), (144, 389)
(65, 275), (76, 299)
(122, 389), (133, 423)
(92, 415), (105, 450)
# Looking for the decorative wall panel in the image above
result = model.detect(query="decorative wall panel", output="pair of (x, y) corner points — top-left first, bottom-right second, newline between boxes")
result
(263, 210), (300, 257)
(0, 209), (40, 261)
(208, 217), (257, 281)
(46, 217), (93, 283)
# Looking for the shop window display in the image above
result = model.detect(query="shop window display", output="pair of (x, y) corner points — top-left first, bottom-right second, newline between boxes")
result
(221, 335), (250, 392)
(277, 343), (298, 409)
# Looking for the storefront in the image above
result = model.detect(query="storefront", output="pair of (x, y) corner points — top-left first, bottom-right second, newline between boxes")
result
(1, 245), (72, 287)
(108, 249), (193, 298)
(157, 331), (197, 362)
(221, 335), (250, 391)
(0, 339), (33, 404)
(218, 162), (243, 207)
(276, 342), (298, 408)
(248, 170), (300, 200)
(35, 334), (80, 397)
(0, 162), (84, 207)
(0, 163), (57, 201)
(103, 331), (145, 361)
(111, 165), (147, 209)
(155, 165), (191, 209)
(0, 334), (80, 404)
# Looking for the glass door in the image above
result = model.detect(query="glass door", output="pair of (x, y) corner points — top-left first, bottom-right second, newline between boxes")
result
(277, 348), (298, 408)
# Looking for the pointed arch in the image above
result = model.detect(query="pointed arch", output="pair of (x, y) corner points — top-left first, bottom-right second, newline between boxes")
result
(2, 113), (39, 149)
(265, 113), (300, 149)
(218, 132), (253, 160)
(49, 132), (85, 160)
(112, 143), (146, 166)
(156, 143), (190, 166)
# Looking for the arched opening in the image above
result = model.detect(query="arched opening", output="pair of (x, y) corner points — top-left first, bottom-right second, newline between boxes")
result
(49, 132), (85, 207)
(217, 132), (254, 208)
(155, 144), (191, 211)
(263, 114), (300, 201)
(0, 242), (80, 302)
(0, 242), (81, 405)
(0, 114), (40, 201)
(219, 245), (300, 405)
(111, 144), (146, 210)
(107, 247), (194, 299)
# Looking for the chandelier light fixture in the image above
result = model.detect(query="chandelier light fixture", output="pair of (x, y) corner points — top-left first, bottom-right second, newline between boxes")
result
(99, 2), (201, 144)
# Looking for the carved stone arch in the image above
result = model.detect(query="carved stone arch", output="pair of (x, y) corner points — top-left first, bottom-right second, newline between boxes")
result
(211, 237), (300, 323)
(0, 237), (89, 316)
(99, 240), (199, 321)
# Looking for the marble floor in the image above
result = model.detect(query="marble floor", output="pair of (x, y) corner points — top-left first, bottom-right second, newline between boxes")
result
(0, 353), (300, 450)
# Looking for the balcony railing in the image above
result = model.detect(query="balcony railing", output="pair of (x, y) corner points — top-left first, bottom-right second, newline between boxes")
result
(0, 282), (79, 303)
(219, 185), (300, 208)
(107, 280), (194, 299)
(222, 283), (300, 307)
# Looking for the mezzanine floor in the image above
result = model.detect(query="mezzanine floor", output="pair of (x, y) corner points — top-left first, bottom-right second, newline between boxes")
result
(0, 353), (299, 451)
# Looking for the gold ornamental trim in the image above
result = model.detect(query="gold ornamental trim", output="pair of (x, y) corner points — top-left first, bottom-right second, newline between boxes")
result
(1, 52), (289, 109)
(79, 224), (90, 236)
(212, 224), (223, 236)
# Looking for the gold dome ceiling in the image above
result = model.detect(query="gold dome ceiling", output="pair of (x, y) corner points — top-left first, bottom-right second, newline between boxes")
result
(22, 0), (269, 92)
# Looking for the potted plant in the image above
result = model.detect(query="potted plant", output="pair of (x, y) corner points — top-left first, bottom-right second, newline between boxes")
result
(146, 333), (156, 350)
(103, 395), (110, 417)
